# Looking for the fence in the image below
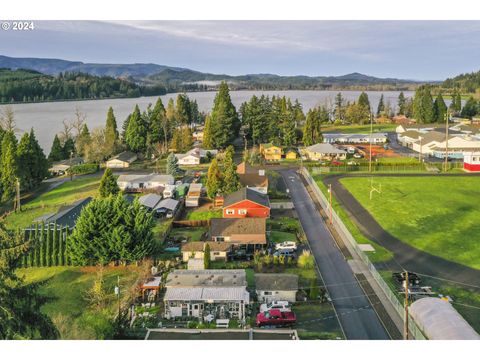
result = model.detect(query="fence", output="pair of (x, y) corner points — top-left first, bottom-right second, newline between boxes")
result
(307, 161), (463, 174)
(300, 168), (427, 340)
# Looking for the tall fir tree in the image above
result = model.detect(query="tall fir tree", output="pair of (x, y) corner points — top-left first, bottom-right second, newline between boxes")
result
(221, 148), (240, 195)
(209, 82), (240, 148)
(124, 105), (147, 153)
(52, 223), (58, 266)
(104, 107), (118, 157)
(202, 115), (213, 149)
(358, 92), (371, 109)
(45, 226), (51, 267)
(376, 94), (385, 116)
(413, 85), (434, 123)
(302, 108), (324, 146)
(98, 168), (120, 197)
(149, 98), (167, 146)
(397, 92), (406, 115)
(166, 152), (181, 177)
(433, 94), (448, 122)
(48, 134), (64, 162)
(206, 158), (221, 199)
(0, 132), (18, 201)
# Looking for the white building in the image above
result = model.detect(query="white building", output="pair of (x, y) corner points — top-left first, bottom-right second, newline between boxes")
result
(186, 183), (202, 207)
(255, 273), (299, 303)
(106, 151), (137, 168)
(117, 173), (174, 192)
(175, 148), (218, 165)
(323, 133), (388, 144)
(163, 269), (250, 321)
(302, 143), (347, 161)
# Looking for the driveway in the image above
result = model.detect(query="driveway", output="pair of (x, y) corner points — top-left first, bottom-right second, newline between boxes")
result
(279, 169), (389, 340)
(323, 173), (480, 287)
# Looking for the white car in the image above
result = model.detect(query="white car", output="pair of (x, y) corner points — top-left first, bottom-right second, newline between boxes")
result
(259, 301), (291, 313)
(275, 241), (297, 251)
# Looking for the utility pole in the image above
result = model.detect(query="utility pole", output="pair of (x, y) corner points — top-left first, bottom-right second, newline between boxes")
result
(14, 177), (21, 213)
(403, 270), (410, 340)
(444, 111), (449, 172)
(369, 111), (373, 173)
(328, 184), (333, 225)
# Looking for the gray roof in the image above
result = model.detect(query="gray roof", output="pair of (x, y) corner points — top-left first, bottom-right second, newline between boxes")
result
(223, 187), (270, 208)
(166, 269), (247, 288)
(399, 130), (422, 139)
(117, 173), (174, 185)
(154, 198), (179, 212)
(414, 131), (450, 145)
(164, 287), (249, 302)
(109, 151), (137, 163)
(305, 143), (347, 154)
(210, 218), (266, 238)
(139, 193), (162, 209)
(30, 197), (92, 229)
(410, 297), (480, 340)
(255, 273), (299, 292)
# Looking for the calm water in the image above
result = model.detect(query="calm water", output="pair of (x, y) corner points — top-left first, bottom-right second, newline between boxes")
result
(1, 90), (414, 151)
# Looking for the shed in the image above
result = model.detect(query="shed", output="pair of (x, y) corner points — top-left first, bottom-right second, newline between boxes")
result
(254, 273), (299, 303)
(409, 297), (480, 340)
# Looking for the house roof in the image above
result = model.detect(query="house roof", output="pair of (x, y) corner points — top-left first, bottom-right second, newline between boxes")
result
(31, 197), (92, 229)
(117, 173), (174, 185)
(399, 130), (422, 139)
(187, 148), (218, 157)
(254, 273), (299, 292)
(181, 241), (232, 252)
(238, 174), (269, 188)
(165, 269), (247, 288)
(305, 143), (347, 154)
(139, 193), (163, 209)
(210, 218), (266, 243)
(223, 187), (270, 208)
(109, 151), (137, 163)
(164, 287), (250, 302)
(175, 153), (200, 160)
(236, 161), (263, 175)
(414, 131), (450, 145)
(49, 157), (84, 169)
(261, 143), (279, 149)
(155, 198), (179, 212)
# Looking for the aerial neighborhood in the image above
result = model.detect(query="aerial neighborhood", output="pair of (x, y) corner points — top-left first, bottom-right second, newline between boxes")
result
(1, 33), (480, 343)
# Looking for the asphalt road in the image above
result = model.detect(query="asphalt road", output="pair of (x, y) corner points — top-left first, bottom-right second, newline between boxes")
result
(279, 169), (389, 340)
(324, 174), (480, 287)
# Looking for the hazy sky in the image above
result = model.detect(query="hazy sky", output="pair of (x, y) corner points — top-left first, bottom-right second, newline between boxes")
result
(1, 20), (480, 80)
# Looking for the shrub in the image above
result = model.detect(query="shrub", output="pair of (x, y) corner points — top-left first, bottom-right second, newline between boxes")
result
(69, 163), (99, 175)
(298, 250), (315, 269)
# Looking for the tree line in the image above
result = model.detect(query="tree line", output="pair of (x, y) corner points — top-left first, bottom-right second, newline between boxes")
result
(0, 68), (166, 104)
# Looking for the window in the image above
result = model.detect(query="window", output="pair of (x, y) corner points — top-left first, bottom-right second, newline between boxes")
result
(214, 236), (225, 242)
(264, 291), (272, 295)
(226, 209), (235, 215)
(213, 252), (220, 256)
(238, 209), (247, 215)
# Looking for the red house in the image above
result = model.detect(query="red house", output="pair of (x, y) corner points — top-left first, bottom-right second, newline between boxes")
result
(223, 187), (270, 218)
(464, 152), (480, 172)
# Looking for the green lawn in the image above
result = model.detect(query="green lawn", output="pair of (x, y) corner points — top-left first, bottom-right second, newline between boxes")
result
(169, 226), (208, 242)
(5, 176), (101, 230)
(313, 175), (393, 263)
(340, 176), (480, 269)
(270, 230), (297, 243)
(185, 209), (222, 220)
(16, 266), (142, 339)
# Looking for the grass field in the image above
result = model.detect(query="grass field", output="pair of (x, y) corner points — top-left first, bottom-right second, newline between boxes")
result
(270, 230), (297, 243)
(169, 226), (208, 242)
(17, 266), (143, 339)
(313, 175), (393, 263)
(5, 176), (101, 230)
(185, 209), (222, 220)
(340, 176), (480, 269)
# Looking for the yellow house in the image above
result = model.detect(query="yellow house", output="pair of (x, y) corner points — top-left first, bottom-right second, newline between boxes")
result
(260, 143), (283, 161)
(285, 149), (298, 160)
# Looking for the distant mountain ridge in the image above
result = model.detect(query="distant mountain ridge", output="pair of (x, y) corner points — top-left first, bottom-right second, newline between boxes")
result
(0, 54), (422, 90)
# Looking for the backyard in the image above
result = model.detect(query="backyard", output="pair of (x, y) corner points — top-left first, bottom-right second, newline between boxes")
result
(340, 176), (480, 270)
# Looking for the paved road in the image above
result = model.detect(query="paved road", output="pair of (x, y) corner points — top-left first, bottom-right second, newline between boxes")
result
(324, 173), (480, 287)
(279, 169), (389, 340)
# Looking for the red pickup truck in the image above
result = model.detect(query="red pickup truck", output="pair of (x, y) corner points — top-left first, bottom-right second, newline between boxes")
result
(256, 309), (296, 327)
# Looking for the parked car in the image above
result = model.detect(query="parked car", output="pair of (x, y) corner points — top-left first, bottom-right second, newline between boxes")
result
(275, 241), (297, 251)
(256, 309), (296, 327)
(273, 249), (296, 258)
(353, 153), (363, 159)
(331, 160), (343, 166)
(259, 301), (291, 313)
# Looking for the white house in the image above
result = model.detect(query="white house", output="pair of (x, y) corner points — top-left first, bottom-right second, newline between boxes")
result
(163, 269), (250, 321)
(117, 173), (174, 192)
(302, 143), (347, 161)
(175, 153), (201, 165)
(323, 133), (388, 144)
(255, 273), (299, 303)
(106, 151), (137, 168)
(186, 183), (202, 207)
(48, 157), (84, 175)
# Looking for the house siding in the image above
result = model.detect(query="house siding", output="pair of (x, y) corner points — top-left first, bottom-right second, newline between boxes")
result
(223, 200), (270, 218)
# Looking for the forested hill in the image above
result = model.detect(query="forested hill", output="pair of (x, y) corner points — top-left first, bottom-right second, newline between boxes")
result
(443, 70), (480, 93)
(0, 68), (166, 103)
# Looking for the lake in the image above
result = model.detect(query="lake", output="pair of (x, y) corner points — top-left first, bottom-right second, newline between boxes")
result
(1, 90), (414, 151)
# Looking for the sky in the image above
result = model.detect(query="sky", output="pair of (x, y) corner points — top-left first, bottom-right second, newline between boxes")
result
(1, 20), (480, 80)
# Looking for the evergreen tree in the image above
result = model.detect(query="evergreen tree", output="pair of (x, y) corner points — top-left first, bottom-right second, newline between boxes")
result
(45, 226), (51, 267)
(358, 92), (371, 109)
(58, 225), (64, 266)
(376, 94), (385, 117)
(40, 223), (46, 267)
(34, 222), (40, 267)
(68, 195), (154, 265)
(334, 93), (345, 122)
(62, 137), (75, 159)
(302, 107), (324, 146)
(48, 135), (63, 162)
(28, 229), (34, 267)
(221, 148), (240, 195)
(17, 129), (48, 191)
(76, 123), (91, 156)
(52, 223), (58, 266)
(176, 94), (191, 124)
(203, 243), (211, 269)
(166, 152), (181, 177)
(206, 158), (221, 199)
(124, 105), (147, 153)
(0, 220), (58, 339)
(0, 132), (18, 201)
(433, 94), (447, 122)
(149, 98), (167, 146)
(209, 82), (240, 148)
(461, 97), (479, 119)
(397, 92), (406, 115)
(104, 107), (118, 157)
(203, 114), (213, 149)
(98, 168), (120, 197)
(413, 85), (434, 123)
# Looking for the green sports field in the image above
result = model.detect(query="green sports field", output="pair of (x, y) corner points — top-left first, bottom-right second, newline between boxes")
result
(340, 176), (480, 270)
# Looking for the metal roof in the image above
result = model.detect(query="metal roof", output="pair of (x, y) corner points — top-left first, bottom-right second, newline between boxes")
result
(409, 297), (480, 340)
(139, 193), (162, 209)
(109, 151), (137, 163)
(31, 197), (92, 229)
(164, 287), (249, 302)
(223, 187), (270, 208)
(166, 269), (247, 288)
(154, 198), (180, 212)
(305, 143), (347, 154)
(117, 173), (174, 185)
